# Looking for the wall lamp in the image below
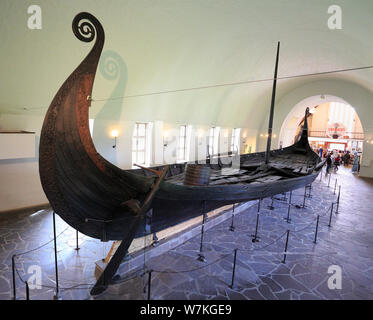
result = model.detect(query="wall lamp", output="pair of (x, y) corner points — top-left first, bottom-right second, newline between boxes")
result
(111, 129), (119, 148)
(197, 129), (204, 145)
(242, 132), (247, 144)
(260, 133), (276, 138)
(163, 131), (169, 147)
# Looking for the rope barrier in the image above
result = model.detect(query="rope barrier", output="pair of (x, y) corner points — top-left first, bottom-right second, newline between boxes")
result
(131, 185), (341, 278)
(290, 216), (318, 233)
(10, 211), (156, 298)
(149, 251), (233, 274)
(236, 196), (334, 234)
(13, 260), (142, 293)
(239, 230), (289, 253)
(146, 228), (289, 276)
(9, 172), (349, 299)
(13, 226), (69, 258)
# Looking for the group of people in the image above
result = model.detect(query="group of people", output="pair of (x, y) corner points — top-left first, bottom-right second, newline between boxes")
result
(315, 146), (361, 174)
(318, 147), (352, 174)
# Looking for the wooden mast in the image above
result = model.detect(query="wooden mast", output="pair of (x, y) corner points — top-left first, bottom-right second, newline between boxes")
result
(265, 41), (280, 164)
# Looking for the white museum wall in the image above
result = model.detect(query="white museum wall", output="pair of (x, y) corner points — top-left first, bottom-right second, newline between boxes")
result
(1, 1), (373, 211)
(0, 111), (258, 212)
(0, 133), (35, 160)
(0, 114), (48, 212)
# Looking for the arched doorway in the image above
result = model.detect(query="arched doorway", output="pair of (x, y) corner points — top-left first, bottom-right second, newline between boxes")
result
(279, 95), (365, 161)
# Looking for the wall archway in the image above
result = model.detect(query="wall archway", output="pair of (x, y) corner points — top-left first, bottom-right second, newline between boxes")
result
(260, 78), (373, 177)
(278, 94), (353, 148)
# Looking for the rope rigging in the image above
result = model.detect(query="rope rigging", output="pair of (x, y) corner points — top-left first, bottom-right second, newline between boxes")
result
(17, 64), (373, 111)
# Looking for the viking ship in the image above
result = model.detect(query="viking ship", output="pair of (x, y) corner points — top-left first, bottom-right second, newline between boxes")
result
(39, 12), (323, 295)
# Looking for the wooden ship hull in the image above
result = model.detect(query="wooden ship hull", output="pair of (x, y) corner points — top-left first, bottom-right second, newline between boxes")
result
(134, 141), (323, 235)
(38, 12), (323, 294)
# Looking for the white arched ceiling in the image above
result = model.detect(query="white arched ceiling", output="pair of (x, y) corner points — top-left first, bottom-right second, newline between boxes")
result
(0, 0), (373, 175)
(1, 0), (373, 127)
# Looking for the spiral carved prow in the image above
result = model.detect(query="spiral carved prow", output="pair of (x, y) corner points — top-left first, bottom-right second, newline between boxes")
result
(72, 12), (104, 43)
(71, 12), (105, 75)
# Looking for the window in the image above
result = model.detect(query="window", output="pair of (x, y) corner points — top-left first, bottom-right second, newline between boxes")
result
(230, 128), (241, 154)
(177, 125), (192, 162)
(208, 127), (220, 156)
(132, 122), (152, 167)
(328, 102), (355, 133)
(177, 125), (187, 161)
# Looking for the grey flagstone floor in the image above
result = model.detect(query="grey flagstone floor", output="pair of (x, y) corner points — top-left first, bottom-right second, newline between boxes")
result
(0, 165), (372, 300)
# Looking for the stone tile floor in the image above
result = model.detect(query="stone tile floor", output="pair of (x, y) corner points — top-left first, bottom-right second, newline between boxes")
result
(0, 166), (372, 300)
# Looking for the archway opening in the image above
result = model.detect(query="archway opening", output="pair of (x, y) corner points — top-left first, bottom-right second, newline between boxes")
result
(279, 95), (365, 163)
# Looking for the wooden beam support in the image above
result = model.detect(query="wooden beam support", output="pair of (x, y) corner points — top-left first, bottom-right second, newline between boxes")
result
(90, 166), (169, 296)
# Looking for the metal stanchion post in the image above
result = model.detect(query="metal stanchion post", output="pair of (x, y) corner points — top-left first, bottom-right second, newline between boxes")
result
(152, 232), (159, 247)
(282, 192), (287, 202)
(268, 197), (274, 210)
(307, 184), (312, 198)
(333, 179), (337, 195)
(147, 209), (159, 247)
(257, 198), (261, 213)
(282, 230), (290, 263)
(25, 281), (30, 300)
(328, 173), (331, 187)
(284, 204), (291, 223)
(328, 203), (334, 227)
(230, 249), (238, 289)
(336, 186), (341, 214)
(11, 255), (16, 300)
(75, 230), (80, 251)
(197, 201), (207, 262)
(313, 215), (320, 244)
(52, 211), (60, 300)
(288, 191), (292, 206)
(251, 213), (260, 243)
(229, 204), (235, 232)
(147, 270), (152, 300)
(302, 185), (307, 208)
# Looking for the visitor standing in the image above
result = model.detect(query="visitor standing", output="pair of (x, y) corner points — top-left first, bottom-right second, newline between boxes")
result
(352, 153), (360, 173)
(334, 154), (341, 172)
(344, 151), (350, 166)
(326, 153), (332, 173)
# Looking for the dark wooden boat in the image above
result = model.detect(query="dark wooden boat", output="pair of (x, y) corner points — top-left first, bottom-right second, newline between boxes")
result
(39, 13), (323, 295)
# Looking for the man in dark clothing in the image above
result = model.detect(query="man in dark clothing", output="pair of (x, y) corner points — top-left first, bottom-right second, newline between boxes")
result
(344, 151), (350, 166)
(326, 153), (332, 173)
